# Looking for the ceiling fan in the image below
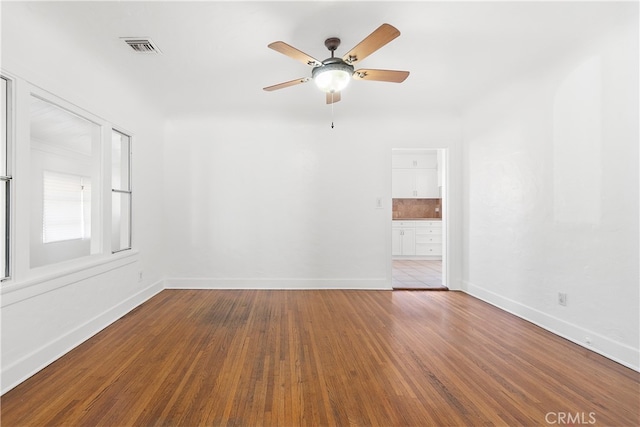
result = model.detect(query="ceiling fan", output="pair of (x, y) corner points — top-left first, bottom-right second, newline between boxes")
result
(263, 23), (410, 104)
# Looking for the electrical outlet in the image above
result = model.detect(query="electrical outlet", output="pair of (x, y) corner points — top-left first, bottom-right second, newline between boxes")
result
(558, 292), (567, 306)
(138, 271), (143, 282)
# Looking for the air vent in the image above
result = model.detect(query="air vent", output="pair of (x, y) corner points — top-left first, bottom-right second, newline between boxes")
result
(121, 38), (161, 54)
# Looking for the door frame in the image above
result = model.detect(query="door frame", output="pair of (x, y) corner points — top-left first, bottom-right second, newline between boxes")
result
(390, 147), (449, 289)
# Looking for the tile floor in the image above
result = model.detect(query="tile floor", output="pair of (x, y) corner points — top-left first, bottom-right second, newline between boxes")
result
(392, 259), (445, 290)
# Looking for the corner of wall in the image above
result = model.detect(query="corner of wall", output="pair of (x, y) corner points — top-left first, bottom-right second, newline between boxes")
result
(463, 280), (639, 372)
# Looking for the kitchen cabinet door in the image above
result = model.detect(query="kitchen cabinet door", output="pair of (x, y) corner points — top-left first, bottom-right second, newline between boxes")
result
(392, 153), (437, 169)
(392, 169), (415, 198)
(401, 228), (415, 255)
(437, 150), (444, 188)
(415, 169), (439, 198)
(393, 168), (438, 199)
(392, 226), (416, 256)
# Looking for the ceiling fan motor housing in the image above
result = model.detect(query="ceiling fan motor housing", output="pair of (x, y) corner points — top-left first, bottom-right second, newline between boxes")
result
(324, 37), (341, 52)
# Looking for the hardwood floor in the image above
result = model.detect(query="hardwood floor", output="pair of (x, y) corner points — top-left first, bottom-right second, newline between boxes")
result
(393, 260), (445, 290)
(2, 290), (638, 426)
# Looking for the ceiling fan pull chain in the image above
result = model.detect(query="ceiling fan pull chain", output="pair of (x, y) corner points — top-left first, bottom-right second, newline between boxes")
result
(331, 92), (335, 128)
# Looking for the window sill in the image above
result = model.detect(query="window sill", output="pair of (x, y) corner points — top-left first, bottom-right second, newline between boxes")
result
(1, 250), (140, 307)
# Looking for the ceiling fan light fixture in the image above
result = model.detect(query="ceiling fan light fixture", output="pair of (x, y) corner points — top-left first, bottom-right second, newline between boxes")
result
(312, 61), (354, 93)
(264, 24), (408, 104)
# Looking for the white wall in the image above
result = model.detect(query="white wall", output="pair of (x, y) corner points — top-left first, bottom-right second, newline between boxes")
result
(461, 21), (639, 369)
(164, 110), (462, 290)
(1, 4), (166, 393)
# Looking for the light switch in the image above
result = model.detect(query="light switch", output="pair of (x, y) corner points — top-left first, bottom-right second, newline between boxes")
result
(375, 197), (383, 209)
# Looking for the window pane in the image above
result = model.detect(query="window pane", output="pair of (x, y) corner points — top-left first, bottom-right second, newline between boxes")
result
(112, 130), (130, 191)
(2, 77), (9, 279)
(43, 171), (91, 243)
(1, 181), (7, 279)
(30, 96), (100, 268)
(112, 192), (131, 252)
(1, 77), (7, 176)
(111, 129), (131, 252)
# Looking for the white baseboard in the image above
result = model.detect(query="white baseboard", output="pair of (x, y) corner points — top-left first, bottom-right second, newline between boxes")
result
(1, 280), (164, 395)
(463, 280), (639, 372)
(165, 277), (391, 290)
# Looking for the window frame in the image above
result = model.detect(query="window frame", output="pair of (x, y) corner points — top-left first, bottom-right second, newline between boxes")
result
(0, 75), (139, 298)
(16, 82), (136, 282)
(27, 92), (104, 270)
(111, 129), (132, 254)
(1, 75), (13, 281)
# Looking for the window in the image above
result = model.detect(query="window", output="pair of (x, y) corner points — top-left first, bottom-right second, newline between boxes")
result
(42, 171), (91, 243)
(1, 76), (11, 280)
(4, 82), (134, 276)
(30, 95), (100, 268)
(111, 130), (131, 252)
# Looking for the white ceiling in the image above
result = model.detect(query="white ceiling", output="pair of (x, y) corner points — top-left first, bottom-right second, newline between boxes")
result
(7, 1), (635, 119)
(31, 97), (96, 156)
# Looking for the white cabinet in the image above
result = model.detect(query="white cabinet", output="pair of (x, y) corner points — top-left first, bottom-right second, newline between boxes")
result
(415, 221), (443, 256)
(436, 150), (444, 188)
(392, 226), (415, 256)
(392, 153), (437, 169)
(391, 169), (415, 198)
(392, 169), (439, 198)
(393, 220), (442, 259)
(392, 153), (439, 199)
(415, 169), (439, 198)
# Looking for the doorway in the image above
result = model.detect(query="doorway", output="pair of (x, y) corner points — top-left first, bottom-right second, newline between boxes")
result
(391, 148), (447, 290)
(392, 260), (444, 290)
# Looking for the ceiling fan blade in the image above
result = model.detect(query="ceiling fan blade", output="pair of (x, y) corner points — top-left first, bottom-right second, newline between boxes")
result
(326, 92), (341, 104)
(353, 69), (410, 83)
(268, 41), (323, 67)
(342, 23), (400, 65)
(263, 77), (311, 92)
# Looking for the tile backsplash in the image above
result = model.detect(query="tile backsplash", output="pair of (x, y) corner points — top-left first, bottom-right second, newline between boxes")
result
(392, 198), (442, 219)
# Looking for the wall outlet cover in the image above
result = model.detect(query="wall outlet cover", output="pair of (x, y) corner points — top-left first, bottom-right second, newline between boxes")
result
(558, 292), (567, 306)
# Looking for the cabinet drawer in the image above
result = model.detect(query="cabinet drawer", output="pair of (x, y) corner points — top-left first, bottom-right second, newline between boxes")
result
(415, 221), (442, 228)
(416, 243), (443, 256)
(415, 227), (442, 236)
(392, 221), (415, 227)
(415, 234), (442, 244)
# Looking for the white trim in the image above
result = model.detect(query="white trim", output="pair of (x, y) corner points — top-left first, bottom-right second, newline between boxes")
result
(0, 279), (163, 395)
(463, 280), (640, 372)
(1, 250), (139, 307)
(165, 277), (391, 290)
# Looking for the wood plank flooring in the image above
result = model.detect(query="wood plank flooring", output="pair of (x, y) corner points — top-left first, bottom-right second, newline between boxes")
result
(2, 290), (638, 426)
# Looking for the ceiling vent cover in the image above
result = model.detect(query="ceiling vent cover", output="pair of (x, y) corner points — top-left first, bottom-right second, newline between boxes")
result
(121, 38), (162, 54)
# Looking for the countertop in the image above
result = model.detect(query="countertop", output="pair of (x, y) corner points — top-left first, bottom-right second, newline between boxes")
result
(392, 218), (441, 221)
